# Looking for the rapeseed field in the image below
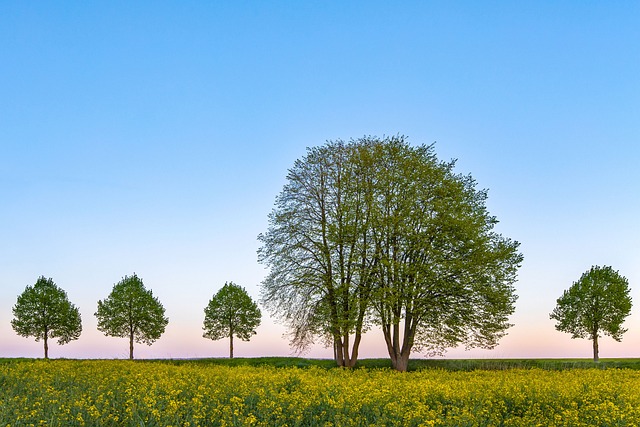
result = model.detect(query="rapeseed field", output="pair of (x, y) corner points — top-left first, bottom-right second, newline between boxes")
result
(2, 360), (639, 426)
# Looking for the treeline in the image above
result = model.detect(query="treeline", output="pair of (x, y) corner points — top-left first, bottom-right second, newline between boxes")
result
(8, 136), (634, 369)
(10, 275), (260, 360)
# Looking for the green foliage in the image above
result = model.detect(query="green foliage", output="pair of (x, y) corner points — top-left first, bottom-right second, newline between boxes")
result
(550, 265), (632, 360)
(95, 274), (168, 358)
(259, 140), (375, 366)
(259, 135), (522, 370)
(364, 138), (522, 370)
(203, 281), (261, 345)
(11, 276), (82, 358)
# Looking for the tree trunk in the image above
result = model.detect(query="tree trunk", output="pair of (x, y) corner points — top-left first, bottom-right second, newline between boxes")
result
(382, 319), (414, 372)
(43, 335), (49, 359)
(229, 333), (234, 359)
(334, 335), (345, 367)
(343, 333), (350, 366)
(382, 323), (399, 369)
(395, 353), (410, 372)
(333, 334), (363, 368)
(347, 332), (362, 368)
(593, 335), (599, 362)
(129, 331), (134, 360)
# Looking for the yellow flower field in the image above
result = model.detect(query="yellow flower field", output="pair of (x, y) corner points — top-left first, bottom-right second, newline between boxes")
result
(1, 360), (639, 426)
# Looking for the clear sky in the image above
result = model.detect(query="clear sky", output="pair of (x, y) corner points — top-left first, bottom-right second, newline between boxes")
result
(1, 1), (638, 360)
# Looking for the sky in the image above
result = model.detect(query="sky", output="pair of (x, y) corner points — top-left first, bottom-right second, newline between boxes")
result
(1, 1), (638, 360)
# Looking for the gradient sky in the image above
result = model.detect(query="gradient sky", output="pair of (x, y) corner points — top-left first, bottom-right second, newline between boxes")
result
(1, 2), (638, 360)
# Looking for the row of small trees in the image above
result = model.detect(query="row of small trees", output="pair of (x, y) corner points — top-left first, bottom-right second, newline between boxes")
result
(10, 274), (261, 359)
(9, 265), (633, 363)
(9, 136), (634, 367)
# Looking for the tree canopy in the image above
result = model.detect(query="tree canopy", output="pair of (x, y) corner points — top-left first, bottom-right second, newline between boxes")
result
(367, 140), (522, 370)
(550, 265), (632, 361)
(95, 274), (168, 359)
(11, 276), (82, 358)
(259, 140), (376, 367)
(203, 281), (261, 358)
(259, 136), (522, 370)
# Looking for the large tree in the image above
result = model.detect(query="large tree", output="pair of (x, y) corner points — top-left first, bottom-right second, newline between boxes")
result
(259, 140), (376, 367)
(259, 136), (522, 370)
(203, 282), (262, 358)
(367, 140), (522, 371)
(550, 265), (632, 362)
(95, 274), (168, 359)
(11, 276), (82, 359)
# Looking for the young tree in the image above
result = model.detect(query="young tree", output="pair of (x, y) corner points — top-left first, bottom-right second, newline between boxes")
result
(550, 265), (632, 362)
(95, 274), (168, 359)
(203, 282), (261, 358)
(11, 276), (82, 359)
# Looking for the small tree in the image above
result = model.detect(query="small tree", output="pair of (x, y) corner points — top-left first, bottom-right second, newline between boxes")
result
(95, 274), (168, 359)
(11, 276), (82, 359)
(203, 282), (261, 358)
(550, 265), (632, 362)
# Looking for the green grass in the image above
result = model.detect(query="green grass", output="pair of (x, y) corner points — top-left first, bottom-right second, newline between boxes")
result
(156, 356), (339, 369)
(145, 356), (640, 371)
(4, 356), (640, 370)
(405, 358), (640, 371)
(0, 357), (36, 365)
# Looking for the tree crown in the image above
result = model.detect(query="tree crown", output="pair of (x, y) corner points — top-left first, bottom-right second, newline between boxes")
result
(203, 281), (261, 341)
(95, 273), (168, 345)
(258, 135), (522, 361)
(550, 265), (632, 341)
(11, 276), (82, 346)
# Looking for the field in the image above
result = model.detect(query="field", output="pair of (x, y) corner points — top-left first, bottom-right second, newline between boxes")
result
(2, 358), (640, 426)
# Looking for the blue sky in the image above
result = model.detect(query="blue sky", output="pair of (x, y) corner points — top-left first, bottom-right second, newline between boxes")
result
(1, 1), (638, 359)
